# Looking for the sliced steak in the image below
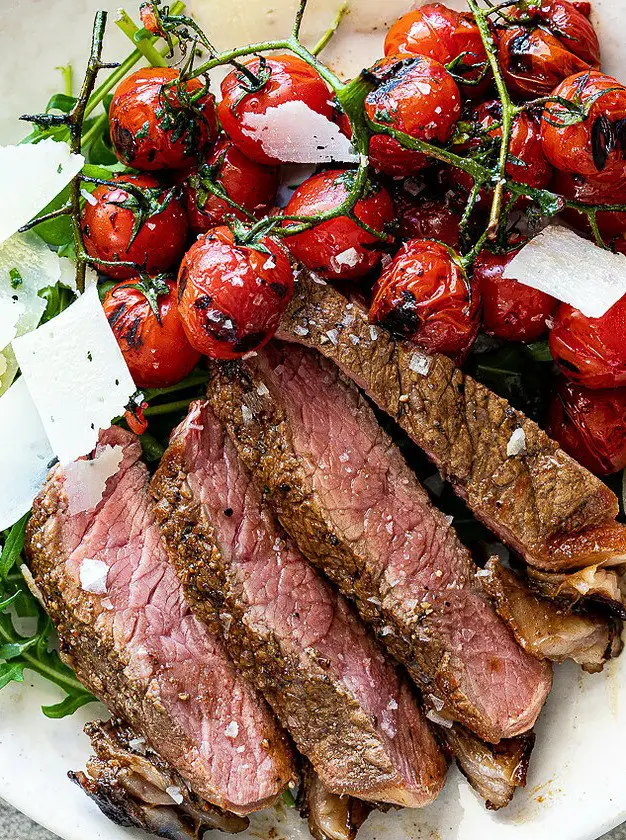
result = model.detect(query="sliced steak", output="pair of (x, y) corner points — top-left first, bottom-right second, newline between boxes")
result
(151, 401), (446, 808)
(206, 347), (552, 744)
(526, 565), (626, 619)
(298, 760), (372, 840)
(276, 272), (626, 572)
(70, 719), (249, 838)
(481, 559), (623, 673)
(25, 427), (293, 815)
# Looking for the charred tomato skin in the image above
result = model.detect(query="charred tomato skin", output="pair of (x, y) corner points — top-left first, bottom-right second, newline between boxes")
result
(184, 137), (280, 234)
(474, 248), (558, 343)
(547, 378), (626, 476)
(369, 239), (480, 363)
(283, 169), (395, 281)
(102, 277), (201, 388)
(81, 173), (188, 280)
(109, 67), (219, 170)
(218, 55), (339, 166)
(549, 297), (626, 390)
(392, 191), (461, 246)
(384, 3), (491, 96)
(177, 226), (294, 360)
(540, 71), (626, 181)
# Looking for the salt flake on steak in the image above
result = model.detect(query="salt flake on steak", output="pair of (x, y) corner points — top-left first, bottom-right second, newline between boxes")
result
(507, 428), (526, 457)
(502, 225), (626, 318)
(64, 444), (124, 515)
(79, 558), (108, 594)
(240, 101), (358, 163)
(0, 139), (84, 245)
(0, 377), (55, 530)
(12, 285), (135, 464)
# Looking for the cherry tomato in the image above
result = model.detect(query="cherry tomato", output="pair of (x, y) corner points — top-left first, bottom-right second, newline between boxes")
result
(540, 71), (626, 181)
(550, 169), (626, 241)
(103, 277), (201, 388)
(369, 239), (480, 362)
(392, 190), (461, 246)
(218, 55), (340, 166)
(474, 248), (558, 343)
(184, 137), (279, 234)
(384, 4), (491, 96)
(368, 135), (428, 177)
(81, 174), (188, 280)
(283, 169), (395, 281)
(177, 226), (294, 359)
(549, 297), (626, 389)
(548, 378), (626, 475)
(109, 67), (218, 170)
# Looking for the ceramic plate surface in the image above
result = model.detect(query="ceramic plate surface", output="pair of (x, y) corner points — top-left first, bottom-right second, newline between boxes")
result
(0, 1), (625, 839)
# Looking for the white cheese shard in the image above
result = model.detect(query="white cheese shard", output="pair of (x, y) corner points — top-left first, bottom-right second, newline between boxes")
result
(0, 140), (84, 245)
(12, 285), (135, 464)
(502, 225), (626, 318)
(506, 427), (526, 458)
(0, 377), (55, 531)
(240, 101), (358, 164)
(79, 558), (108, 595)
(63, 444), (124, 515)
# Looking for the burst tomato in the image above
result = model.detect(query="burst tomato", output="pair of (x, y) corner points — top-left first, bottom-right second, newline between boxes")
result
(177, 226), (294, 359)
(81, 174), (188, 280)
(384, 4), (490, 96)
(550, 169), (626, 241)
(109, 67), (218, 170)
(368, 135), (428, 177)
(549, 297), (626, 389)
(283, 169), (395, 281)
(218, 55), (340, 165)
(184, 137), (279, 234)
(102, 277), (201, 388)
(541, 71), (626, 181)
(548, 378), (626, 475)
(474, 248), (558, 343)
(369, 239), (480, 362)
(392, 191), (461, 246)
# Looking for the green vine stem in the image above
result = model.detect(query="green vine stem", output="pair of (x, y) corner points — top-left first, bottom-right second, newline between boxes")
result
(115, 9), (169, 67)
(312, 2), (349, 56)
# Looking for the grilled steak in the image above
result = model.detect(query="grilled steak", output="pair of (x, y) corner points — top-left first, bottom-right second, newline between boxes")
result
(25, 427), (293, 816)
(526, 566), (626, 619)
(152, 401), (446, 808)
(206, 346), (552, 744)
(276, 272), (626, 572)
(298, 760), (372, 840)
(70, 719), (249, 839)
(481, 559), (623, 673)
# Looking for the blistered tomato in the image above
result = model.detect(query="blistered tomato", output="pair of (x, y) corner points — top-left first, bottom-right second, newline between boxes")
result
(283, 169), (395, 281)
(177, 226), (294, 359)
(550, 169), (626, 242)
(81, 174), (188, 280)
(392, 191), (461, 247)
(109, 67), (218, 170)
(369, 239), (480, 362)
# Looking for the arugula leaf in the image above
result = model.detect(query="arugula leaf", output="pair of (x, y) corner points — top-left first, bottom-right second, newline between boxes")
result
(0, 515), (29, 580)
(0, 661), (25, 691)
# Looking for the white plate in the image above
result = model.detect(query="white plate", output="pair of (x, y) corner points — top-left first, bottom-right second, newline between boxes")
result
(0, 2), (625, 839)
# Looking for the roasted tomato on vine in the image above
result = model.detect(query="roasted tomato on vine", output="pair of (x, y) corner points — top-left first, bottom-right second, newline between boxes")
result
(392, 190), (462, 247)
(551, 169), (626, 241)
(549, 296), (626, 389)
(384, 4), (490, 96)
(81, 173), (188, 280)
(369, 239), (480, 362)
(540, 71), (626, 180)
(103, 276), (201, 388)
(218, 55), (343, 165)
(177, 226), (294, 359)
(498, 0), (600, 99)
(474, 247), (558, 343)
(548, 378), (626, 476)
(185, 137), (279, 234)
(283, 169), (394, 281)
(364, 56), (461, 176)
(109, 67), (219, 170)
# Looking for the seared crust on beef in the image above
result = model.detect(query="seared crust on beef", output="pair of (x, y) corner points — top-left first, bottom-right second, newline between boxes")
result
(276, 273), (626, 572)
(151, 401), (446, 808)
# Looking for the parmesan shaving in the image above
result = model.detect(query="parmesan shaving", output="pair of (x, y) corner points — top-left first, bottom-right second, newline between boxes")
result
(63, 444), (124, 515)
(240, 101), (358, 164)
(503, 225), (626, 318)
(12, 285), (135, 464)
(0, 140), (84, 245)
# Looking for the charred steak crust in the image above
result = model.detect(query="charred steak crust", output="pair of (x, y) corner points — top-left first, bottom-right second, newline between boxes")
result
(276, 273), (626, 572)
(205, 350), (552, 744)
(151, 402), (446, 808)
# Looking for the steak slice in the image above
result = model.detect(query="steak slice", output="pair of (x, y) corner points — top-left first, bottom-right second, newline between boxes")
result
(481, 559), (623, 673)
(276, 272), (626, 572)
(526, 566), (626, 619)
(206, 346), (553, 744)
(70, 719), (249, 838)
(25, 427), (293, 816)
(151, 400), (446, 808)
